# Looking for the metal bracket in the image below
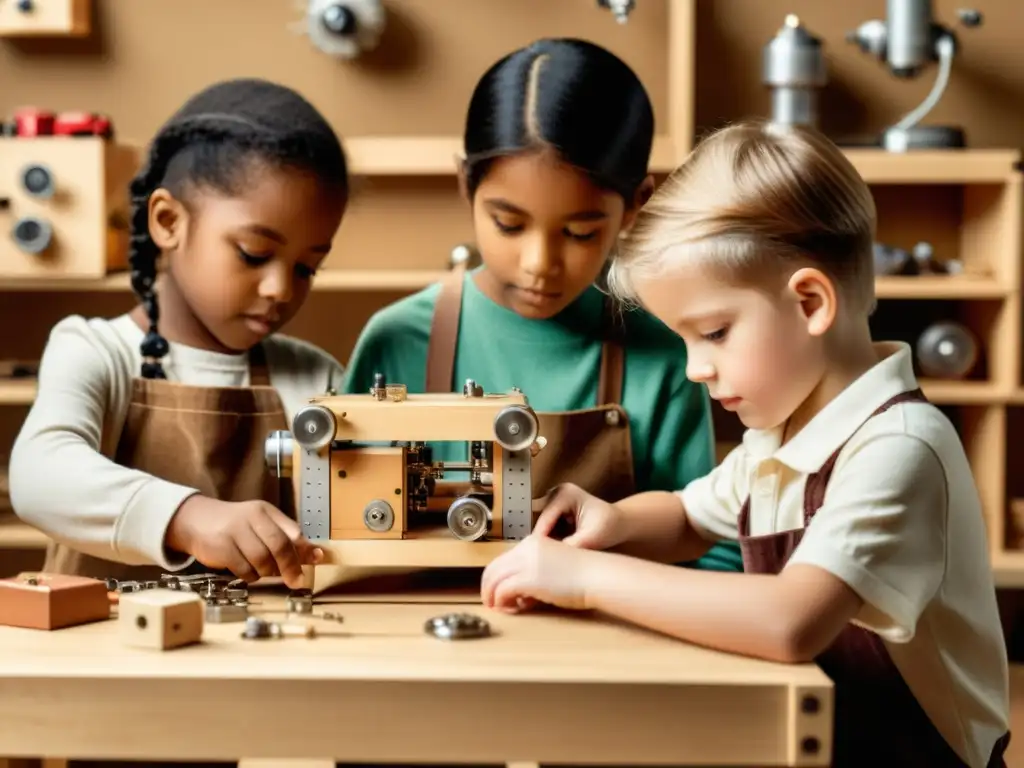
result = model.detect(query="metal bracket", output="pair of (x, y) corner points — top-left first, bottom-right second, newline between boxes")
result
(300, 447), (331, 541)
(501, 447), (532, 540)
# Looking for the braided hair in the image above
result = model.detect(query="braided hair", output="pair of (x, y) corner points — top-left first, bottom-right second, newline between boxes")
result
(128, 78), (348, 379)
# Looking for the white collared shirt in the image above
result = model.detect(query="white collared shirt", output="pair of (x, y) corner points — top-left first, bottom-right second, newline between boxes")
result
(679, 342), (1009, 767)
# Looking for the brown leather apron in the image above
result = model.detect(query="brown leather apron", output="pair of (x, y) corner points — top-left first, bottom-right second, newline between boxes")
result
(43, 343), (292, 581)
(426, 268), (636, 504)
(739, 388), (1010, 767)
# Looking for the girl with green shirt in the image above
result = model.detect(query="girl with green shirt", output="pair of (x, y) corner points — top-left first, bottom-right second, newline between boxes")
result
(343, 38), (741, 572)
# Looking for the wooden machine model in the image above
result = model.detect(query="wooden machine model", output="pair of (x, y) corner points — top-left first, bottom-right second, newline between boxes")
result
(265, 374), (544, 568)
(0, 106), (137, 280)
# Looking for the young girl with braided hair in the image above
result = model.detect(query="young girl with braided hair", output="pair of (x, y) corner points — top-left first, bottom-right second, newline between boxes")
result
(10, 78), (348, 590)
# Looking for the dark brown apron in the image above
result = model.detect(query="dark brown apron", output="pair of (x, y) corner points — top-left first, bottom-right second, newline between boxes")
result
(426, 268), (636, 504)
(739, 388), (1010, 767)
(43, 343), (292, 581)
(46, 344), (289, 768)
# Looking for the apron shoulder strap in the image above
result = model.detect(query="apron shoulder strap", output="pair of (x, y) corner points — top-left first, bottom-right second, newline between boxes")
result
(426, 268), (466, 393)
(597, 294), (625, 406)
(802, 387), (929, 522)
(248, 342), (271, 387)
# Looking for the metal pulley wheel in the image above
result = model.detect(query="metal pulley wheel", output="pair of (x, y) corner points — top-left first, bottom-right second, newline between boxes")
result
(916, 321), (978, 380)
(264, 430), (294, 477)
(363, 499), (395, 533)
(424, 612), (492, 640)
(292, 404), (336, 451)
(447, 496), (490, 541)
(493, 404), (539, 452)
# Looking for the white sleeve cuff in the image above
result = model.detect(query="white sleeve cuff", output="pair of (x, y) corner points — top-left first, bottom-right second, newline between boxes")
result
(677, 486), (734, 542)
(115, 480), (200, 571)
(787, 542), (919, 643)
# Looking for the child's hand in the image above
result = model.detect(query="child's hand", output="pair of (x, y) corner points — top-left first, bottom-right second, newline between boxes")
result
(533, 483), (629, 551)
(480, 534), (599, 613)
(166, 495), (323, 588)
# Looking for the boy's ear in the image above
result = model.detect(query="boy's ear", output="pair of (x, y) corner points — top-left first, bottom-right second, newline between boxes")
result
(621, 174), (656, 233)
(454, 154), (470, 203)
(787, 267), (837, 337)
(147, 188), (187, 251)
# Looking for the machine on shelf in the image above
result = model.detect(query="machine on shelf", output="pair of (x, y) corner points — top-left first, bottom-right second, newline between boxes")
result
(0, 107), (136, 281)
(762, 14), (827, 129)
(846, 0), (983, 152)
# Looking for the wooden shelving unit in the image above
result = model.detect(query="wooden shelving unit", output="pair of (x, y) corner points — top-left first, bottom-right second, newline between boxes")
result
(862, 149), (1024, 585)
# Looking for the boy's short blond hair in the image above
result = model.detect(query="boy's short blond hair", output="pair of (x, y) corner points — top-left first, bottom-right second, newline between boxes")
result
(608, 120), (877, 312)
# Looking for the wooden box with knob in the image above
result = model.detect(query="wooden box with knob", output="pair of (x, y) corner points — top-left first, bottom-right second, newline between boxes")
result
(0, 108), (138, 281)
(0, 572), (110, 630)
(0, 0), (90, 37)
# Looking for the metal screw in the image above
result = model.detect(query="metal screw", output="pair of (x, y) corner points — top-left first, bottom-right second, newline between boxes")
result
(508, 423), (520, 435)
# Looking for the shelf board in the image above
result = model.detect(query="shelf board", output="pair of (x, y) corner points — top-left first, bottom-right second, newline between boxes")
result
(3, 270), (1014, 299)
(0, 380), (34, 405)
(992, 550), (1024, 588)
(0, 522), (48, 550)
(0, 269), (449, 293)
(920, 379), (1006, 405)
(874, 275), (1010, 299)
(345, 135), (679, 175)
(843, 148), (1021, 184)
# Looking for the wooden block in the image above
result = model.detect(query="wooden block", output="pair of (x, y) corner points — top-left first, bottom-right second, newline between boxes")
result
(0, 0), (90, 37)
(0, 572), (109, 630)
(118, 589), (203, 650)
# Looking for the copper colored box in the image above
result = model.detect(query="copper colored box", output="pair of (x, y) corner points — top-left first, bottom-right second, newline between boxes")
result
(0, 572), (110, 630)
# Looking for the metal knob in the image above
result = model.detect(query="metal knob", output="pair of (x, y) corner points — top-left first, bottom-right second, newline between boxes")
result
(291, 405), (337, 451)
(21, 164), (54, 199)
(12, 216), (52, 255)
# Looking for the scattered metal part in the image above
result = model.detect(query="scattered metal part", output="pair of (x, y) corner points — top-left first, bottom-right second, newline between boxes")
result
(240, 616), (317, 640)
(206, 603), (249, 623)
(424, 612), (492, 640)
(286, 588), (314, 614)
(321, 611), (344, 622)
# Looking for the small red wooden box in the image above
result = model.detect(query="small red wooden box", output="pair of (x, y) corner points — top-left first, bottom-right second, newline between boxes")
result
(0, 572), (110, 630)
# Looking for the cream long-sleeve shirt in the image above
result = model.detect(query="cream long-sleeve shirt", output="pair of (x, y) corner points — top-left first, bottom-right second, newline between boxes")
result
(9, 313), (344, 570)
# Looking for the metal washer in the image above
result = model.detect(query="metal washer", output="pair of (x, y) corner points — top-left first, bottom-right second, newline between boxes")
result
(424, 612), (492, 640)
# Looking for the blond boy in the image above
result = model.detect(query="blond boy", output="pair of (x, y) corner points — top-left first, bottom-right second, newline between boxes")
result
(479, 121), (1010, 767)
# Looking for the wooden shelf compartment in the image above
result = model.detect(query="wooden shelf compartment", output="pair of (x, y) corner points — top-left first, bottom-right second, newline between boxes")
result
(872, 176), (1022, 290)
(871, 297), (1012, 394)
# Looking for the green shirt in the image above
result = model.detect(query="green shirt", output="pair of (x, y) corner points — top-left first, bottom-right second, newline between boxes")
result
(342, 270), (742, 572)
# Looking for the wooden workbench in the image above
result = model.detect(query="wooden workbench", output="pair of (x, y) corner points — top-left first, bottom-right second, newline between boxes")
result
(0, 583), (834, 767)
